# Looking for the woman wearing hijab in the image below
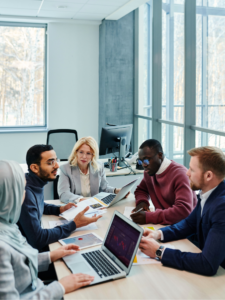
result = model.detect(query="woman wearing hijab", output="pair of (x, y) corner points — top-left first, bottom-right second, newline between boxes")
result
(0, 160), (94, 299)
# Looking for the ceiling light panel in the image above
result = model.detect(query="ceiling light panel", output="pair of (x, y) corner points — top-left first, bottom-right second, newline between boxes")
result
(78, 4), (118, 15)
(38, 10), (75, 18)
(41, 1), (83, 12)
(88, 0), (130, 5)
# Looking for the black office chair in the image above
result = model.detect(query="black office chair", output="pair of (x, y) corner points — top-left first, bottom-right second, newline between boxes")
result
(46, 129), (78, 161)
(46, 129), (78, 199)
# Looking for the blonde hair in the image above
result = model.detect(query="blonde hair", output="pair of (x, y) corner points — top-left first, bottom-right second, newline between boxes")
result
(187, 146), (225, 179)
(69, 136), (99, 171)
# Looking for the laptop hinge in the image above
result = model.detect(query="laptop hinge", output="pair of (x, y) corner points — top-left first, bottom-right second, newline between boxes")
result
(102, 250), (124, 271)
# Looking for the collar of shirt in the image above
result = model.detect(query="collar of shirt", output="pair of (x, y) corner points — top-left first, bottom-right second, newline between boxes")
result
(199, 186), (217, 215)
(79, 167), (89, 176)
(156, 157), (172, 175)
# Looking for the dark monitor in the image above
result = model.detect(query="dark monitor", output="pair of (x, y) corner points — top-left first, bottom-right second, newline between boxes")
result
(99, 124), (133, 167)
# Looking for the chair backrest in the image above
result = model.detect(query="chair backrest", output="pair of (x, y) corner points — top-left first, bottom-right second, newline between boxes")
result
(46, 129), (78, 161)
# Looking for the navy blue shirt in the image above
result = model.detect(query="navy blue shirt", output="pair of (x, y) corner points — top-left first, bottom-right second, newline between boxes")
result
(18, 171), (76, 251)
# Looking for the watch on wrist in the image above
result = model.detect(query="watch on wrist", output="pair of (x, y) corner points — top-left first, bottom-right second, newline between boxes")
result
(155, 245), (164, 260)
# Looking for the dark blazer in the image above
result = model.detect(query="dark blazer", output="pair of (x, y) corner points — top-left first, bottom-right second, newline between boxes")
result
(160, 180), (225, 276)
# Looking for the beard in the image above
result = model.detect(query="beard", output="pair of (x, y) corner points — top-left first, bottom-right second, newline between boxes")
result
(189, 174), (204, 191)
(38, 167), (57, 182)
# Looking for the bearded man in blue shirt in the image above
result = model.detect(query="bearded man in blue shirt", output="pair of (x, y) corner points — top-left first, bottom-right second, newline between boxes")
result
(18, 144), (101, 251)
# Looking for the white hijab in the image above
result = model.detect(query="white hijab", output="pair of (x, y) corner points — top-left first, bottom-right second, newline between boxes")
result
(0, 160), (38, 290)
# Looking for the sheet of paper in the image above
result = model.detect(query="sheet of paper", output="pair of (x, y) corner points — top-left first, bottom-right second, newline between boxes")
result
(49, 220), (98, 232)
(133, 244), (175, 265)
(123, 206), (134, 220)
(85, 209), (107, 218)
(59, 198), (103, 221)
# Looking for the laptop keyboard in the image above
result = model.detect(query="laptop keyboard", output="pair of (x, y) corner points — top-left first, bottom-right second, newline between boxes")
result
(102, 194), (116, 204)
(82, 250), (120, 278)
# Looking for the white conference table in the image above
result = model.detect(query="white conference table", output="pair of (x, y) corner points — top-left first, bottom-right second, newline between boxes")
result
(42, 195), (225, 300)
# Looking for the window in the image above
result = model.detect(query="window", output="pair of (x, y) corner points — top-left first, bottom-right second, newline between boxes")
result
(0, 22), (47, 131)
(135, 0), (225, 166)
(196, 0), (225, 149)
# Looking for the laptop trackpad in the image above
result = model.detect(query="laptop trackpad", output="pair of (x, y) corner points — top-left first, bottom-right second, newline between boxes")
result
(70, 262), (92, 274)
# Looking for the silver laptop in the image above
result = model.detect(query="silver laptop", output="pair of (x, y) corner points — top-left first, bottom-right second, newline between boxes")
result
(63, 210), (143, 286)
(93, 178), (138, 208)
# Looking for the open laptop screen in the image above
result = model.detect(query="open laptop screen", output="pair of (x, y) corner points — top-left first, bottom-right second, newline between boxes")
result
(104, 215), (140, 268)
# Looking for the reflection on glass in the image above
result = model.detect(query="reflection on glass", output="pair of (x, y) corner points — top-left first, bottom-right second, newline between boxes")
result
(208, 0), (225, 8)
(162, 0), (184, 123)
(162, 124), (184, 164)
(174, 0), (184, 3)
(0, 26), (45, 127)
(197, 0), (203, 5)
(140, 3), (152, 117)
(196, 131), (225, 150)
(174, 12), (184, 123)
(162, 7), (166, 112)
(138, 119), (152, 146)
(196, 14), (202, 109)
(196, 10), (225, 132)
(143, 3), (150, 116)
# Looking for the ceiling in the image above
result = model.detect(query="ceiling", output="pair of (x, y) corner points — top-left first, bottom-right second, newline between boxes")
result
(0, 0), (139, 22)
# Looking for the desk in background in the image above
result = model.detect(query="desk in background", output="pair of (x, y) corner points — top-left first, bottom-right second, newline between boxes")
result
(20, 159), (144, 200)
(42, 194), (225, 300)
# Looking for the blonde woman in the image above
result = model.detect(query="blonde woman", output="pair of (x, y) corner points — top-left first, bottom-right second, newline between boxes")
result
(58, 136), (122, 203)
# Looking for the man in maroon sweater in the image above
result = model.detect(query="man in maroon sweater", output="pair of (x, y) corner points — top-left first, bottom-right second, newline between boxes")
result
(131, 139), (197, 225)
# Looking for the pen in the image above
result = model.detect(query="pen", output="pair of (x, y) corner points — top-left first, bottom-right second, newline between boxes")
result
(130, 208), (143, 215)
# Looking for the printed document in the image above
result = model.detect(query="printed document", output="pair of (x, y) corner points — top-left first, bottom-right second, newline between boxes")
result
(59, 198), (105, 221)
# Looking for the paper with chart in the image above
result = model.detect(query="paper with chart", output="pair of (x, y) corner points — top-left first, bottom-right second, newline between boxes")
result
(133, 244), (175, 265)
(59, 198), (106, 221)
(49, 219), (98, 232)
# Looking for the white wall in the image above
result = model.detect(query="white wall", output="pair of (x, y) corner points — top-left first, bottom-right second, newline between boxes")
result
(0, 22), (99, 163)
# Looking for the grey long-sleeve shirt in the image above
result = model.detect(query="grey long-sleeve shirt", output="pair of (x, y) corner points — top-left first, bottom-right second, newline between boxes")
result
(0, 241), (64, 300)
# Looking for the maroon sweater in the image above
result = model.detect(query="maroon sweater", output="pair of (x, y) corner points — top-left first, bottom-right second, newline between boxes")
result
(135, 161), (197, 225)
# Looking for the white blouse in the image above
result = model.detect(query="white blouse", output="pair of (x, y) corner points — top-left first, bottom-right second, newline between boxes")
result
(79, 167), (91, 197)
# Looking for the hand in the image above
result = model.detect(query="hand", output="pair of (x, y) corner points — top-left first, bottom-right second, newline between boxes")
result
(79, 198), (86, 202)
(130, 211), (146, 224)
(59, 273), (94, 294)
(50, 244), (80, 262)
(60, 203), (77, 214)
(139, 237), (160, 258)
(132, 201), (149, 213)
(114, 188), (120, 194)
(143, 228), (161, 240)
(74, 206), (102, 228)
(114, 189), (130, 198)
